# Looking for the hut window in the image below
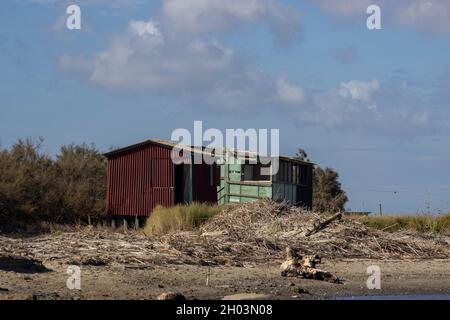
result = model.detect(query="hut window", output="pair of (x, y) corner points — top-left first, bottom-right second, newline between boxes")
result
(283, 162), (288, 182)
(279, 162), (284, 182)
(300, 165), (308, 185)
(242, 164), (254, 181)
(241, 163), (270, 181)
(287, 164), (292, 183)
(258, 164), (271, 181)
(293, 165), (298, 185)
(298, 165), (302, 184)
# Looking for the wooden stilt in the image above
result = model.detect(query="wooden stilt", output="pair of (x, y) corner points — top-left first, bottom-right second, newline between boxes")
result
(134, 216), (139, 230)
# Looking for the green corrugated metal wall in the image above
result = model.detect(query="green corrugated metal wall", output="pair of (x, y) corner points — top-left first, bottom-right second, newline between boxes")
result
(217, 158), (272, 204)
(217, 157), (313, 209)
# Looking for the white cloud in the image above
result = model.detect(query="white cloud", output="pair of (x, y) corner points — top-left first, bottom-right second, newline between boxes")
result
(160, 0), (300, 44)
(310, 0), (450, 34)
(312, 0), (374, 17)
(339, 79), (379, 102)
(59, 0), (305, 107)
(74, 19), (284, 107)
(410, 111), (429, 127)
(25, 0), (146, 7)
(294, 79), (441, 136)
(276, 79), (306, 105)
(129, 20), (160, 37)
(395, 0), (450, 34)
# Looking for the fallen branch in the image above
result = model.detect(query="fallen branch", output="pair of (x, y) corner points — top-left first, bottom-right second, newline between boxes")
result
(381, 223), (398, 232)
(305, 213), (342, 237)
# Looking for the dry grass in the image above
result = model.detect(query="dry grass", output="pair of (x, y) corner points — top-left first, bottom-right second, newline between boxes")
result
(143, 203), (222, 236)
(347, 213), (450, 234)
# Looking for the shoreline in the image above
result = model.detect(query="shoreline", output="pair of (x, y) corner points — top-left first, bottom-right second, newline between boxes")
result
(1, 259), (449, 300)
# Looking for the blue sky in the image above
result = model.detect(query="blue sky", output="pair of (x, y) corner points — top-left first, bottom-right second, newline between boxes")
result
(1, 0), (450, 214)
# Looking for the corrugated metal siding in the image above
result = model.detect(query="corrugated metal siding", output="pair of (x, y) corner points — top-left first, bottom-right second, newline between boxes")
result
(106, 144), (174, 217)
(271, 159), (313, 209)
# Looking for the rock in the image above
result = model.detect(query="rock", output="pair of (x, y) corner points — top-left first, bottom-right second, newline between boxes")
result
(293, 287), (310, 295)
(156, 292), (186, 300)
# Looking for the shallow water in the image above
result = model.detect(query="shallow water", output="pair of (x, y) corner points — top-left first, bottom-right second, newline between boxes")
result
(336, 294), (450, 300)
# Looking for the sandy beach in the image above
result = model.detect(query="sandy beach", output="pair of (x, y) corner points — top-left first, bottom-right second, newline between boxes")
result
(1, 258), (449, 300)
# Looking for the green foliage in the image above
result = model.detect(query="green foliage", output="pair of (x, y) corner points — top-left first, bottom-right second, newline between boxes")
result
(294, 148), (348, 213)
(313, 166), (348, 213)
(295, 148), (309, 162)
(56, 143), (106, 221)
(0, 138), (106, 230)
(144, 203), (221, 236)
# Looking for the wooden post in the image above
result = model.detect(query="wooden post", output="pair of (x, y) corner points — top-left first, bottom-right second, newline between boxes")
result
(123, 218), (128, 232)
(134, 216), (139, 230)
(224, 158), (230, 204)
(111, 217), (116, 231)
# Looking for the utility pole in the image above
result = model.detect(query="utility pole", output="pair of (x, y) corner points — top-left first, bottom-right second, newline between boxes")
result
(379, 203), (383, 216)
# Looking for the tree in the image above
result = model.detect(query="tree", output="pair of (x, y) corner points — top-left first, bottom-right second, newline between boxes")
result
(55, 143), (106, 221)
(0, 138), (59, 225)
(313, 166), (348, 213)
(295, 148), (309, 162)
(294, 148), (348, 213)
(0, 138), (107, 230)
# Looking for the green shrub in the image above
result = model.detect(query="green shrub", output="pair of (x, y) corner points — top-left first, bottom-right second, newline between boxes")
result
(144, 203), (222, 236)
(0, 138), (106, 231)
(55, 143), (106, 221)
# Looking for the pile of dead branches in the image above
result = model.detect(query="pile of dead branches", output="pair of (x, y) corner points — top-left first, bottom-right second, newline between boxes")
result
(0, 200), (448, 269)
(198, 200), (450, 260)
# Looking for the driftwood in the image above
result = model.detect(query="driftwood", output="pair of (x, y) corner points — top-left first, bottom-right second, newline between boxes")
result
(305, 213), (342, 237)
(280, 247), (340, 283)
(0, 200), (448, 270)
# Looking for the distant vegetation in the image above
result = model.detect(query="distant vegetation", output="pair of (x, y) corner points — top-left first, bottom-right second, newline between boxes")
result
(0, 138), (106, 231)
(2, 139), (447, 237)
(295, 148), (348, 213)
(143, 203), (222, 236)
(354, 213), (450, 234)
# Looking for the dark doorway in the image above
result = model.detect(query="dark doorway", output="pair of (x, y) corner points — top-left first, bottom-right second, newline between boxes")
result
(174, 164), (190, 204)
